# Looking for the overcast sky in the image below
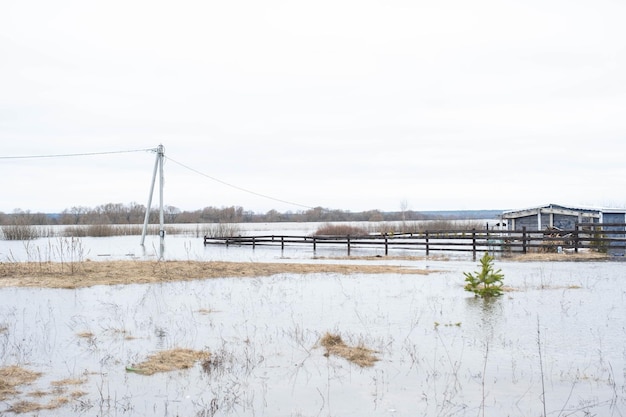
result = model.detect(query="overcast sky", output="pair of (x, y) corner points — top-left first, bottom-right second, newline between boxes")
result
(1, 1), (625, 214)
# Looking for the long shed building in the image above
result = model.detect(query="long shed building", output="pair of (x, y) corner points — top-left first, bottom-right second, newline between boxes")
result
(501, 203), (626, 255)
(500, 203), (600, 230)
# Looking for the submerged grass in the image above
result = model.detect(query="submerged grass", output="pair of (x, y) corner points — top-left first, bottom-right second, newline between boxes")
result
(319, 332), (379, 368)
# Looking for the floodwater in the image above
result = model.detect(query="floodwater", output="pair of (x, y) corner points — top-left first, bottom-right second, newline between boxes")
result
(0, 228), (625, 416)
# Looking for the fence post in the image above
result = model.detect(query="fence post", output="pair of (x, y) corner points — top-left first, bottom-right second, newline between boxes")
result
(472, 229), (477, 261)
(522, 227), (527, 254)
(384, 235), (388, 256)
(313, 236), (317, 252)
(573, 224), (579, 253)
(252, 236), (256, 249)
(347, 235), (351, 256)
(281, 236), (284, 250)
(425, 231), (430, 256)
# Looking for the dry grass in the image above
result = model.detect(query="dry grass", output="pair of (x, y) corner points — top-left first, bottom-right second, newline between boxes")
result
(10, 400), (45, 413)
(319, 332), (379, 368)
(315, 254), (450, 261)
(0, 366), (42, 401)
(69, 390), (87, 399)
(536, 284), (583, 290)
(27, 390), (50, 398)
(127, 348), (210, 375)
(506, 251), (610, 262)
(0, 260), (428, 289)
(9, 397), (69, 414)
(50, 378), (84, 387)
(0, 380), (15, 401)
(0, 366), (85, 413)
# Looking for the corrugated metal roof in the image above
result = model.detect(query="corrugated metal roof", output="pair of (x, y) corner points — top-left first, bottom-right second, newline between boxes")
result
(502, 203), (604, 215)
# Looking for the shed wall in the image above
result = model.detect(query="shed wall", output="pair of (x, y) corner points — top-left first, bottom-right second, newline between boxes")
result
(552, 214), (578, 229)
(602, 212), (626, 256)
(603, 212), (625, 223)
(514, 215), (537, 230)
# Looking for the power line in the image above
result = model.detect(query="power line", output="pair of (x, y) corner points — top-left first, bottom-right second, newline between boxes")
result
(0, 146), (316, 211)
(0, 147), (156, 160)
(165, 156), (316, 210)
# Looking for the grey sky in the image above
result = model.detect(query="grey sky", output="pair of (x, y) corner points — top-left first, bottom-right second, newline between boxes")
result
(1, 1), (625, 214)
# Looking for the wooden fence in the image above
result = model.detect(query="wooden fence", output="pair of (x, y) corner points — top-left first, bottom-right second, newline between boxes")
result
(203, 223), (626, 259)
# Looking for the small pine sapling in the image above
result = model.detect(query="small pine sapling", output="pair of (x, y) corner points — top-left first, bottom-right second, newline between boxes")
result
(464, 252), (504, 298)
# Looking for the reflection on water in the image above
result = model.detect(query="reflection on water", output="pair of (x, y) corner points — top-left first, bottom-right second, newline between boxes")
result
(0, 258), (625, 416)
(464, 296), (504, 343)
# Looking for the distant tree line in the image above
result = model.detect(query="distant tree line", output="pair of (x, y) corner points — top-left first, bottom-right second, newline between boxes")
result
(0, 202), (459, 226)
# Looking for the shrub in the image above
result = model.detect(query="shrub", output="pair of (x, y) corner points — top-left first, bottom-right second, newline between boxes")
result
(202, 223), (243, 238)
(464, 252), (504, 298)
(63, 224), (183, 237)
(1, 224), (43, 240)
(371, 220), (486, 235)
(313, 223), (369, 236)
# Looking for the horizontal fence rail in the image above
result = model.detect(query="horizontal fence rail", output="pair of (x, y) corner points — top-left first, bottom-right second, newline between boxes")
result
(203, 223), (626, 259)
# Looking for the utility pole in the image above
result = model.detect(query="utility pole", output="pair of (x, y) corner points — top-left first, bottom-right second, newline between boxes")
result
(141, 144), (165, 259)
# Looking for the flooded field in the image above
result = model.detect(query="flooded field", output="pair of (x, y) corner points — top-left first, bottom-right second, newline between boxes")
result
(0, 232), (625, 416)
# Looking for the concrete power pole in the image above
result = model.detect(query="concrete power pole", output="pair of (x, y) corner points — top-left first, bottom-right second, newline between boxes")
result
(141, 144), (165, 259)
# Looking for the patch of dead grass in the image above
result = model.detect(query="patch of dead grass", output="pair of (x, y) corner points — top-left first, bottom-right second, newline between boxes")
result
(27, 390), (50, 398)
(535, 284), (584, 290)
(505, 252), (609, 262)
(69, 390), (87, 399)
(9, 397), (69, 414)
(0, 366), (42, 401)
(9, 400), (45, 413)
(319, 333), (379, 368)
(50, 378), (84, 387)
(0, 381), (16, 401)
(0, 260), (429, 289)
(315, 254), (449, 262)
(1, 367), (86, 413)
(127, 348), (210, 375)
